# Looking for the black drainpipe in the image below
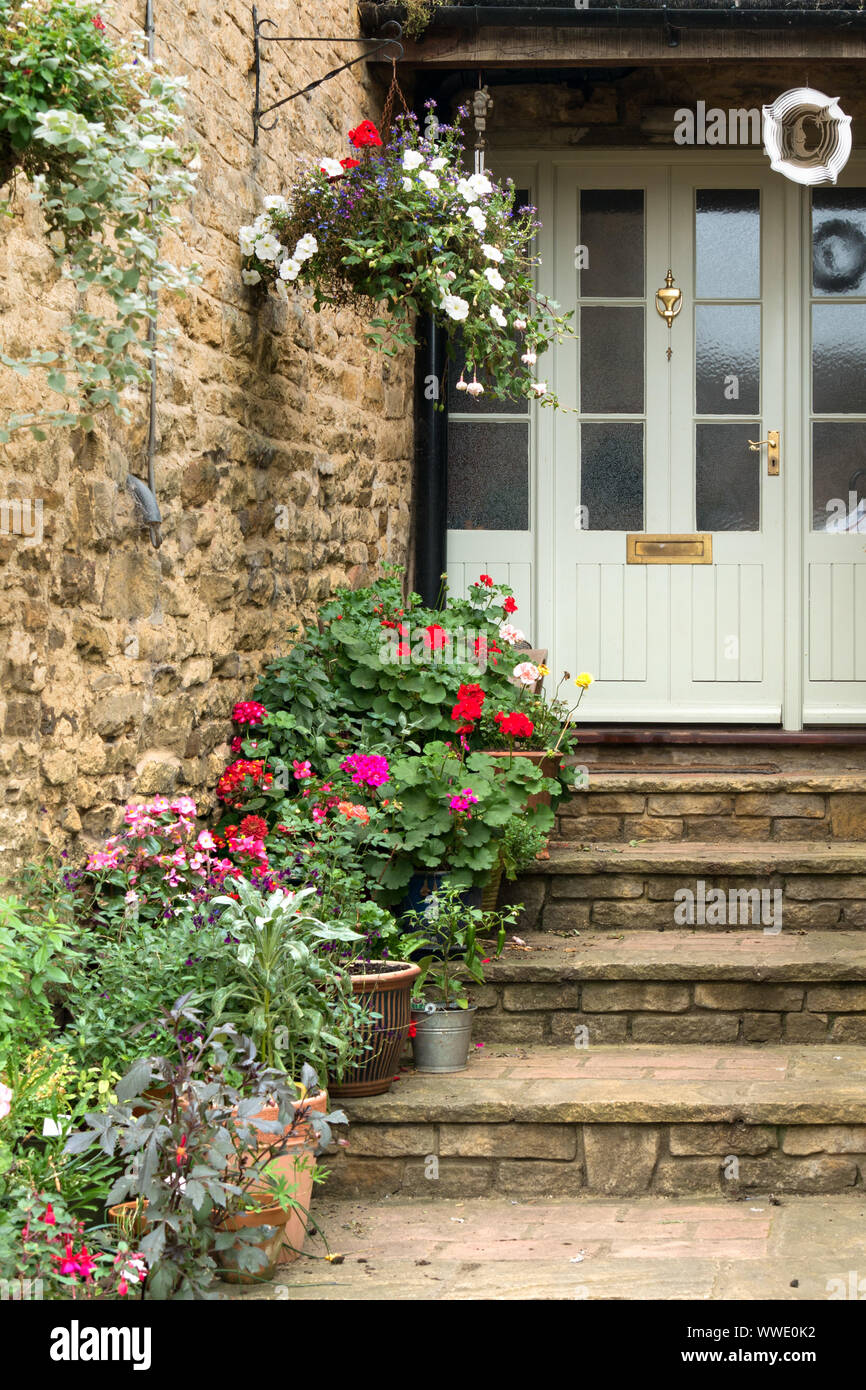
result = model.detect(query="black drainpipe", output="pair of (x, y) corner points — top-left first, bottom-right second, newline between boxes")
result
(413, 313), (448, 609)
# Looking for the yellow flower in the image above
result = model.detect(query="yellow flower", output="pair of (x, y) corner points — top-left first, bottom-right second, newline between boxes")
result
(575, 672), (593, 689)
(537, 663), (550, 676)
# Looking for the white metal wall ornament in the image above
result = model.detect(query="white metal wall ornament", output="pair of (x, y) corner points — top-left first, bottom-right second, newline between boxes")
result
(762, 88), (852, 186)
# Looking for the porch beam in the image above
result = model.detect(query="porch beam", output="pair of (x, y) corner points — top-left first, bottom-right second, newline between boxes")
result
(368, 26), (866, 66)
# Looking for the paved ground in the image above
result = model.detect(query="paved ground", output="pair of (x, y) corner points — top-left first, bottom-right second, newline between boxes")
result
(222, 1194), (866, 1300)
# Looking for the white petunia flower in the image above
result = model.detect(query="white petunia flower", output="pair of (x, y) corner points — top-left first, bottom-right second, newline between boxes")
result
(521, 350), (537, 365)
(254, 234), (282, 262)
(466, 173), (493, 198)
(484, 267), (505, 291)
(481, 244), (504, 262)
(466, 205), (486, 232)
(242, 268), (262, 285)
(238, 226), (257, 257)
(490, 304), (507, 328)
(294, 233), (318, 261)
(456, 177), (479, 204)
(418, 170), (440, 190)
(402, 149), (425, 170)
(441, 294), (470, 322)
(430, 156), (448, 170)
(252, 214), (271, 235)
(263, 195), (288, 211)
(279, 258), (302, 281)
(320, 158), (344, 178)
(402, 177), (413, 191)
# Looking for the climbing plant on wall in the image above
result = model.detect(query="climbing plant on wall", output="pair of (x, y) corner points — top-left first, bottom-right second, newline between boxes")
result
(0, 0), (199, 441)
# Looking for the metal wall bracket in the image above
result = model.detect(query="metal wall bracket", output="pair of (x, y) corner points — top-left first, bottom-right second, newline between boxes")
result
(252, 7), (403, 144)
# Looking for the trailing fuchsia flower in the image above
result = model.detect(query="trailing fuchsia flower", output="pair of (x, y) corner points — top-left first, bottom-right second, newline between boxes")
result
(340, 753), (390, 788)
(232, 700), (268, 726)
(449, 789), (479, 815)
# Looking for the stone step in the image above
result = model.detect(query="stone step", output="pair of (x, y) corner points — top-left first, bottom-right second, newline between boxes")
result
(327, 1044), (866, 1199)
(504, 841), (866, 933)
(556, 769), (866, 843)
(570, 732), (866, 772)
(471, 932), (866, 1046)
(270, 1194), (866, 1301)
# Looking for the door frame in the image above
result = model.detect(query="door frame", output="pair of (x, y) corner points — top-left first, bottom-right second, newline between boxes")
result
(481, 144), (866, 729)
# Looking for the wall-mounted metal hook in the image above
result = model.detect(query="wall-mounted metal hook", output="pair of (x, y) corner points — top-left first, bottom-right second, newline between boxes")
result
(252, 8), (403, 143)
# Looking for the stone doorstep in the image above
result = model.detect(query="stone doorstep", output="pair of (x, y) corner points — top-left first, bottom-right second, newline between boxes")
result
(341, 1045), (866, 1126)
(325, 1045), (866, 1198)
(535, 842), (866, 876)
(561, 771), (866, 796)
(471, 936), (866, 1045)
(480, 933), (866, 983)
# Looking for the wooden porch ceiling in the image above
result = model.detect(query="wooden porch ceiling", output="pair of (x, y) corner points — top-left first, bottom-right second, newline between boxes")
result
(380, 28), (866, 66)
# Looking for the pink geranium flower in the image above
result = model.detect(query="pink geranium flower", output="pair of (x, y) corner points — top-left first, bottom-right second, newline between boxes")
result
(340, 753), (390, 788)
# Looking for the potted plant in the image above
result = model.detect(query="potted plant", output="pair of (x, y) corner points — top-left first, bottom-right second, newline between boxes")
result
(482, 809), (552, 911)
(406, 888), (518, 1073)
(64, 999), (346, 1297)
(327, 901), (429, 1099)
(213, 1159), (327, 1285)
(209, 879), (368, 1083)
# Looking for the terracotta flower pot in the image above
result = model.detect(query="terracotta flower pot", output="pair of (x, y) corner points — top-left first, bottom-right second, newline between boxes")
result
(215, 1203), (293, 1285)
(246, 1091), (326, 1264)
(481, 748), (564, 810)
(329, 960), (421, 1099)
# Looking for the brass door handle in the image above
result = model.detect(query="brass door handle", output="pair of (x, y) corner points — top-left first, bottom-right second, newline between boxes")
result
(748, 429), (780, 476)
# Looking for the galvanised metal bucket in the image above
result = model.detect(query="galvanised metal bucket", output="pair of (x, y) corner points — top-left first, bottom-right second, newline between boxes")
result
(411, 1005), (477, 1073)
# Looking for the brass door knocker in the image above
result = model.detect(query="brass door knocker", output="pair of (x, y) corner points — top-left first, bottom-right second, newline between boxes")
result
(655, 269), (683, 359)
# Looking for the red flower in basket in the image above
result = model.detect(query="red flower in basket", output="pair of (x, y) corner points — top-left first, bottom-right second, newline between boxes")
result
(408, 1022), (417, 1038)
(349, 120), (383, 148)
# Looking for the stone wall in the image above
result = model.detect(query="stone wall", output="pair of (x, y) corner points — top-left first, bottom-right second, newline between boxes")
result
(0, 1), (415, 865)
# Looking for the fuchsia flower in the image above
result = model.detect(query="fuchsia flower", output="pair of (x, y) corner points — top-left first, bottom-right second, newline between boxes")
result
(340, 753), (390, 788)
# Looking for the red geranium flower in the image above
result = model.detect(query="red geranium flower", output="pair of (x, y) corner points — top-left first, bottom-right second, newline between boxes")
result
(348, 120), (383, 148)
(494, 710), (534, 738)
(477, 574), (494, 588)
(408, 1022), (417, 1038)
(340, 157), (361, 170)
(423, 624), (449, 652)
(503, 596), (518, 614)
(92, 14), (106, 30)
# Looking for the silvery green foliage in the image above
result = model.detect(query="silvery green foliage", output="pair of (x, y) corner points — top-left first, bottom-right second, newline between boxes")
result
(0, 34), (199, 440)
